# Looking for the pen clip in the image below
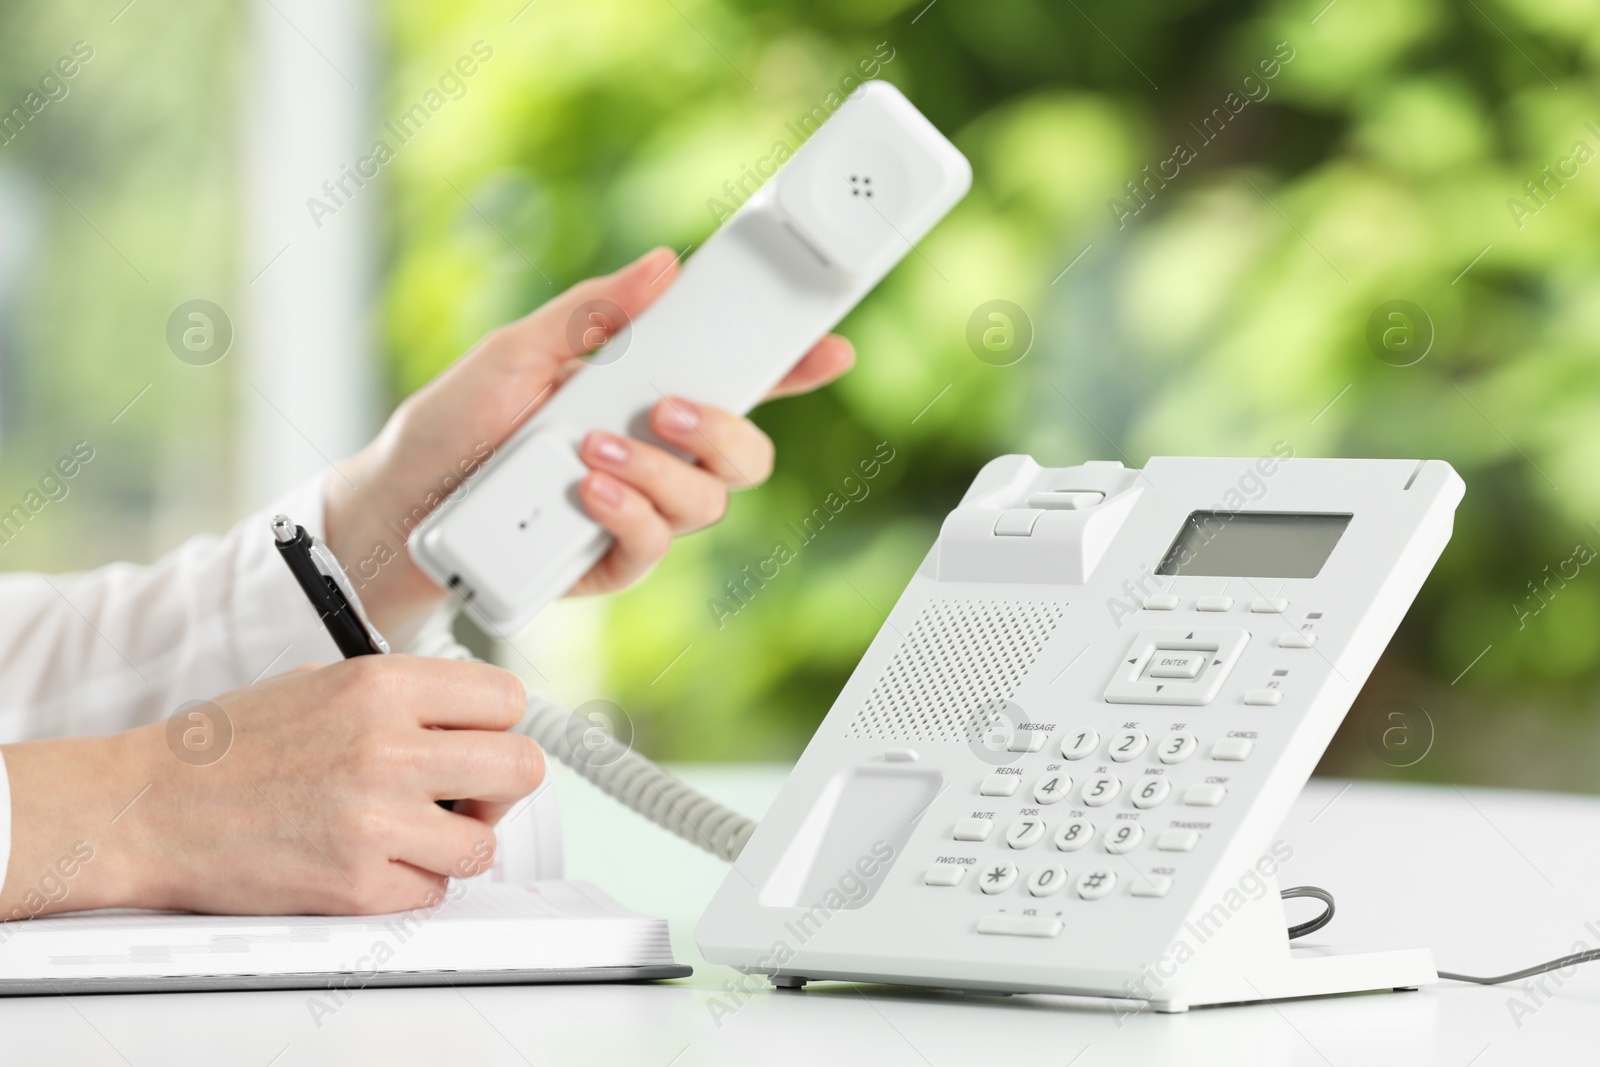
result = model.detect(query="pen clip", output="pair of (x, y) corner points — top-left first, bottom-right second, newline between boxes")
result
(305, 537), (392, 654)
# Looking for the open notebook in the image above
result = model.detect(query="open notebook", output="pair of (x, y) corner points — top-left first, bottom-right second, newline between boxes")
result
(0, 880), (690, 995)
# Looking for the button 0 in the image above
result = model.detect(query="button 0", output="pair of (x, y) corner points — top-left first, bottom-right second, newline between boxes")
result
(977, 914), (1063, 937)
(979, 863), (1019, 894)
(1211, 738), (1255, 761)
(1146, 651), (1206, 679)
(1131, 875), (1174, 898)
(1026, 865), (1069, 898)
(1250, 597), (1289, 613)
(1142, 594), (1180, 611)
(925, 865), (966, 886)
(953, 818), (994, 841)
(1157, 829), (1200, 851)
(1183, 784), (1228, 806)
(1244, 689), (1283, 706)
(980, 774), (1021, 797)
(1278, 631), (1316, 648)
(1196, 596), (1234, 612)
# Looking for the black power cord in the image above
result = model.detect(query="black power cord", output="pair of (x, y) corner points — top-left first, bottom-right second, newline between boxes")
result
(1281, 885), (1335, 940)
(1280, 885), (1600, 985)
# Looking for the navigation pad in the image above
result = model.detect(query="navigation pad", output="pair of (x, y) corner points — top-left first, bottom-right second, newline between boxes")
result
(1104, 628), (1251, 706)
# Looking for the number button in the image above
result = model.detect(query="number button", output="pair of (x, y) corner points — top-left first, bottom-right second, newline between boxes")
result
(1157, 731), (1198, 764)
(1027, 865), (1069, 898)
(1075, 867), (1117, 900)
(1103, 823), (1145, 853)
(1081, 774), (1122, 807)
(1005, 817), (1046, 850)
(1108, 729), (1148, 763)
(1059, 729), (1099, 760)
(1032, 775), (1071, 805)
(1131, 777), (1172, 809)
(980, 863), (1019, 894)
(1053, 818), (1094, 852)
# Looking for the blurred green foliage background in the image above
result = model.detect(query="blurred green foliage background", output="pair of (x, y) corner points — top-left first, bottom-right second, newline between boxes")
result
(4, 0), (1600, 788)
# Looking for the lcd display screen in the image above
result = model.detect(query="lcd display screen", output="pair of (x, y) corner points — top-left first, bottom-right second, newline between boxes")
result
(1156, 511), (1352, 579)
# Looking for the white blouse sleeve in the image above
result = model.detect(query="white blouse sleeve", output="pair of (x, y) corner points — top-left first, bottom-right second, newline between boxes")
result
(0, 475), (342, 745)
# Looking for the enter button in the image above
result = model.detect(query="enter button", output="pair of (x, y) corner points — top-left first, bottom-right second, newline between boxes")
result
(1146, 651), (1208, 679)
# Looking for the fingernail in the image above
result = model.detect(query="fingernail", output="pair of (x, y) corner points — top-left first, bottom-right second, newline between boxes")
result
(589, 473), (623, 506)
(587, 432), (629, 466)
(659, 398), (699, 433)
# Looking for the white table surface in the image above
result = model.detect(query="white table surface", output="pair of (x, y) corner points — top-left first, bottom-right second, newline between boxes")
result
(4, 765), (1598, 1066)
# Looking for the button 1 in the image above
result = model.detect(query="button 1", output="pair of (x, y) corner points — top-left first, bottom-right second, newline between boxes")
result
(925, 865), (966, 886)
(1081, 774), (1122, 807)
(1244, 689), (1283, 706)
(1250, 597), (1289, 613)
(1076, 867), (1117, 900)
(1060, 729), (1099, 760)
(1104, 823), (1145, 853)
(1196, 596), (1234, 612)
(1157, 829), (1200, 851)
(1026, 865), (1069, 897)
(1131, 874), (1174, 898)
(1142, 594), (1180, 611)
(1157, 731), (1198, 764)
(977, 914), (1063, 937)
(1130, 777), (1172, 809)
(979, 863), (1019, 894)
(1032, 774), (1071, 805)
(1108, 730), (1149, 762)
(980, 774), (1021, 797)
(1278, 631), (1316, 648)
(1005, 817), (1046, 850)
(1211, 738), (1255, 761)
(1053, 818), (1094, 852)
(953, 818), (994, 841)
(1007, 729), (1047, 753)
(1183, 784), (1228, 806)
(1146, 651), (1207, 679)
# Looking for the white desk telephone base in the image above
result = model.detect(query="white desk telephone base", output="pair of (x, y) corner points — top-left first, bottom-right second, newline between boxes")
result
(696, 454), (1462, 1011)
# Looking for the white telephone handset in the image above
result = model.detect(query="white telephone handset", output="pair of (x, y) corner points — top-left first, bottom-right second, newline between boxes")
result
(693, 454), (1464, 1012)
(409, 81), (970, 633)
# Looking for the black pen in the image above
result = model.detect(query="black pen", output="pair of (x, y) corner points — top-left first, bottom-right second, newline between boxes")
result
(271, 514), (455, 810)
